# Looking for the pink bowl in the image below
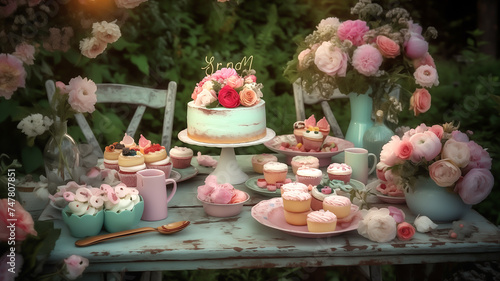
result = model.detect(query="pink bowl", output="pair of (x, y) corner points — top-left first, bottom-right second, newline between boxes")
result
(197, 192), (250, 217)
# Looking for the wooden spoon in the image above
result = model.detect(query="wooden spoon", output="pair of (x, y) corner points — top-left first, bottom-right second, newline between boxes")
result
(75, 220), (190, 247)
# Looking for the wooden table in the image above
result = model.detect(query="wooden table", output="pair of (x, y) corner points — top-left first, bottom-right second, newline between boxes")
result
(46, 155), (500, 280)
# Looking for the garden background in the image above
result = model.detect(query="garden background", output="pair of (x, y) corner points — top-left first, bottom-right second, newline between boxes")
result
(1, 0), (499, 279)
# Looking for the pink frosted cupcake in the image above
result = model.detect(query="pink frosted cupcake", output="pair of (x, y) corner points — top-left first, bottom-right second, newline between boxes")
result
(326, 163), (352, 183)
(323, 195), (351, 219)
(307, 210), (337, 232)
(290, 156), (319, 174)
(252, 154), (278, 174)
(280, 182), (309, 195)
(262, 162), (288, 184)
(295, 166), (323, 187)
(169, 146), (193, 169)
(302, 129), (323, 152)
(282, 190), (312, 213)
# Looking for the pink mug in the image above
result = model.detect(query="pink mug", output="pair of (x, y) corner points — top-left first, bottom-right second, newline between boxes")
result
(136, 169), (177, 221)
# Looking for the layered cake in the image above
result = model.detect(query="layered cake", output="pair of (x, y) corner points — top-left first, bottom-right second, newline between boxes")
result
(187, 68), (266, 144)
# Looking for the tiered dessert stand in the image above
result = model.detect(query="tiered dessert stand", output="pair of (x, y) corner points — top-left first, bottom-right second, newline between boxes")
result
(178, 128), (276, 184)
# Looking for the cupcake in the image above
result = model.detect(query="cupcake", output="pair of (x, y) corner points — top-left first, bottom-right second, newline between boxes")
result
(293, 121), (307, 144)
(326, 163), (352, 183)
(169, 146), (193, 169)
(144, 143), (172, 178)
(307, 210), (337, 232)
(284, 209), (312, 226)
(295, 166), (323, 187)
(310, 185), (334, 211)
(302, 129), (323, 151)
(322, 195), (351, 219)
(290, 156), (319, 174)
(252, 154), (278, 174)
(118, 148), (146, 187)
(280, 182), (309, 195)
(317, 117), (330, 141)
(103, 142), (125, 170)
(282, 190), (312, 213)
(262, 162), (288, 184)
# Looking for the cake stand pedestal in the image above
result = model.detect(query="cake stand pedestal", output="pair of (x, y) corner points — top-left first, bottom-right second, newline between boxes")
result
(178, 128), (276, 185)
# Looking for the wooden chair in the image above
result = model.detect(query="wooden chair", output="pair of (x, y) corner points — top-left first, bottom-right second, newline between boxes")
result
(45, 80), (177, 158)
(293, 82), (348, 138)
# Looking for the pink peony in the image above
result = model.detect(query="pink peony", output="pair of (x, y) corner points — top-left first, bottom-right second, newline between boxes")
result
(0, 54), (26, 100)
(441, 139), (470, 168)
(464, 141), (492, 173)
(211, 68), (237, 81)
(413, 52), (436, 69)
(429, 159), (461, 187)
(13, 42), (36, 65)
(428, 125), (444, 140)
(67, 76), (98, 113)
(0, 199), (37, 242)
(376, 35), (400, 58)
(352, 44), (383, 76)
(314, 42), (348, 77)
(395, 139), (413, 160)
(409, 88), (431, 116)
(455, 168), (494, 205)
(380, 136), (405, 166)
(63, 255), (89, 280)
(409, 131), (442, 163)
(337, 20), (369, 46)
(414, 65), (439, 88)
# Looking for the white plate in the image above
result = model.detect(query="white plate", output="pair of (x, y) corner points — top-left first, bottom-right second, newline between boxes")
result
(251, 197), (362, 238)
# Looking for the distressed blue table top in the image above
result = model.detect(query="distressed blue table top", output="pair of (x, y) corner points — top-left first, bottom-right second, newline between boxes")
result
(47, 154), (500, 273)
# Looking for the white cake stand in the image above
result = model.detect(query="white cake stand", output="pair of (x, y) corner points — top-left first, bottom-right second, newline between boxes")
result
(178, 128), (276, 185)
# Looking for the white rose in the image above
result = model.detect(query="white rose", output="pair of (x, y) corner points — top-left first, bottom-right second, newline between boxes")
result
(92, 20), (121, 44)
(357, 208), (397, 243)
(194, 89), (217, 107)
(79, 37), (107, 59)
(441, 139), (470, 168)
(202, 81), (214, 90)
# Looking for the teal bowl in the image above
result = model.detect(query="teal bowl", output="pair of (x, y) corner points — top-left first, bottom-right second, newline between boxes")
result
(62, 207), (104, 238)
(104, 198), (144, 233)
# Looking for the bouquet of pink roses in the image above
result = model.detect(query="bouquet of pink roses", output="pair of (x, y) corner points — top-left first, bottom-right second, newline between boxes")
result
(284, 0), (439, 123)
(376, 122), (494, 205)
(191, 68), (263, 108)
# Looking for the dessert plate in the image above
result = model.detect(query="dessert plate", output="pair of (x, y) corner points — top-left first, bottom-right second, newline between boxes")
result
(245, 175), (291, 197)
(251, 197), (362, 238)
(366, 180), (406, 204)
(263, 134), (354, 166)
(173, 166), (199, 183)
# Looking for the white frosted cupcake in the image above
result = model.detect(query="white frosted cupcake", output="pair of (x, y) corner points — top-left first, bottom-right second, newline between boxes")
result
(280, 182), (309, 195)
(169, 146), (193, 169)
(295, 166), (323, 187)
(263, 162), (288, 184)
(327, 163), (352, 183)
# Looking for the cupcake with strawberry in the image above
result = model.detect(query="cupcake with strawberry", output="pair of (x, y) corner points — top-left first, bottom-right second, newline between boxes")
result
(144, 143), (172, 178)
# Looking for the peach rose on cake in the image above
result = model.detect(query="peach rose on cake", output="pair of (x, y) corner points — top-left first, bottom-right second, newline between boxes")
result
(455, 168), (494, 205)
(226, 75), (244, 89)
(429, 159), (461, 187)
(376, 35), (400, 58)
(239, 88), (260, 107)
(441, 139), (470, 168)
(409, 88), (431, 116)
(314, 42), (348, 77)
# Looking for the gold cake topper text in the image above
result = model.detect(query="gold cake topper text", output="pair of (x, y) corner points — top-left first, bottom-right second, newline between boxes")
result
(202, 55), (254, 76)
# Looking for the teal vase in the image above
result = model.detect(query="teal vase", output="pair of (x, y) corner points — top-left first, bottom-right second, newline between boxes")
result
(404, 177), (470, 222)
(345, 92), (374, 147)
(363, 110), (394, 160)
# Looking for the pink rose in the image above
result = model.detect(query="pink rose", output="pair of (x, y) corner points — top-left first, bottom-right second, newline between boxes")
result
(63, 255), (89, 280)
(413, 52), (436, 69)
(376, 35), (400, 58)
(357, 207), (397, 243)
(429, 159), (461, 187)
(67, 76), (98, 113)
(442, 139), (470, 168)
(352, 44), (383, 76)
(409, 131), (442, 163)
(388, 206), (405, 224)
(194, 89), (217, 107)
(297, 48), (311, 70)
(414, 65), (439, 88)
(429, 125), (444, 140)
(337, 20), (369, 46)
(464, 141), (492, 173)
(218, 85), (240, 108)
(0, 54), (26, 100)
(114, 0), (148, 9)
(226, 75), (244, 89)
(191, 86), (203, 101)
(455, 168), (494, 205)
(239, 88), (259, 107)
(395, 139), (413, 160)
(409, 88), (431, 116)
(380, 135), (405, 166)
(0, 199), (37, 242)
(314, 42), (348, 77)
(397, 222), (416, 241)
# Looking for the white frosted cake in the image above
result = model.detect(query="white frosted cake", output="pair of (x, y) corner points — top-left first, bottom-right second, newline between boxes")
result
(187, 100), (266, 144)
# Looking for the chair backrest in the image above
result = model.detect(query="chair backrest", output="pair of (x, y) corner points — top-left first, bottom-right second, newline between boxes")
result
(293, 82), (348, 138)
(45, 80), (177, 157)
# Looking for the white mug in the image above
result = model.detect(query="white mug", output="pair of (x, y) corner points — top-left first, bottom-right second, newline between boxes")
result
(344, 148), (377, 184)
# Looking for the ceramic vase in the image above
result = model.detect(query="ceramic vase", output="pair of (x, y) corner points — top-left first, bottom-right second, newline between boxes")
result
(345, 92), (374, 148)
(43, 121), (80, 186)
(404, 177), (470, 222)
(362, 110), (394, 160)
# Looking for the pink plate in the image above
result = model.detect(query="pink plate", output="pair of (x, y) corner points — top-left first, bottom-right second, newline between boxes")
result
(264, 134), (354, 167)
(366, 180), (406, 204)
(251, 197), (362, 238)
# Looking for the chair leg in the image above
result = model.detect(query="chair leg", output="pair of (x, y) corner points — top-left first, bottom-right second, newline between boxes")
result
(321, 101), (344, 138)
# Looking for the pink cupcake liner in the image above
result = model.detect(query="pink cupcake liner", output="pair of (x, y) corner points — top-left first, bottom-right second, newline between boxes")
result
(146, 163), (173, 178)
(118, 172), (138, 187)
(327, 173), (351, 183)
(171, 156), (192, 169)
(302, 138), (323, 151)
(104, 163), (119, 171)
(295, 174), (322, 187)
(263, 171), (288, 184)
(310, 197), (323, 211)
